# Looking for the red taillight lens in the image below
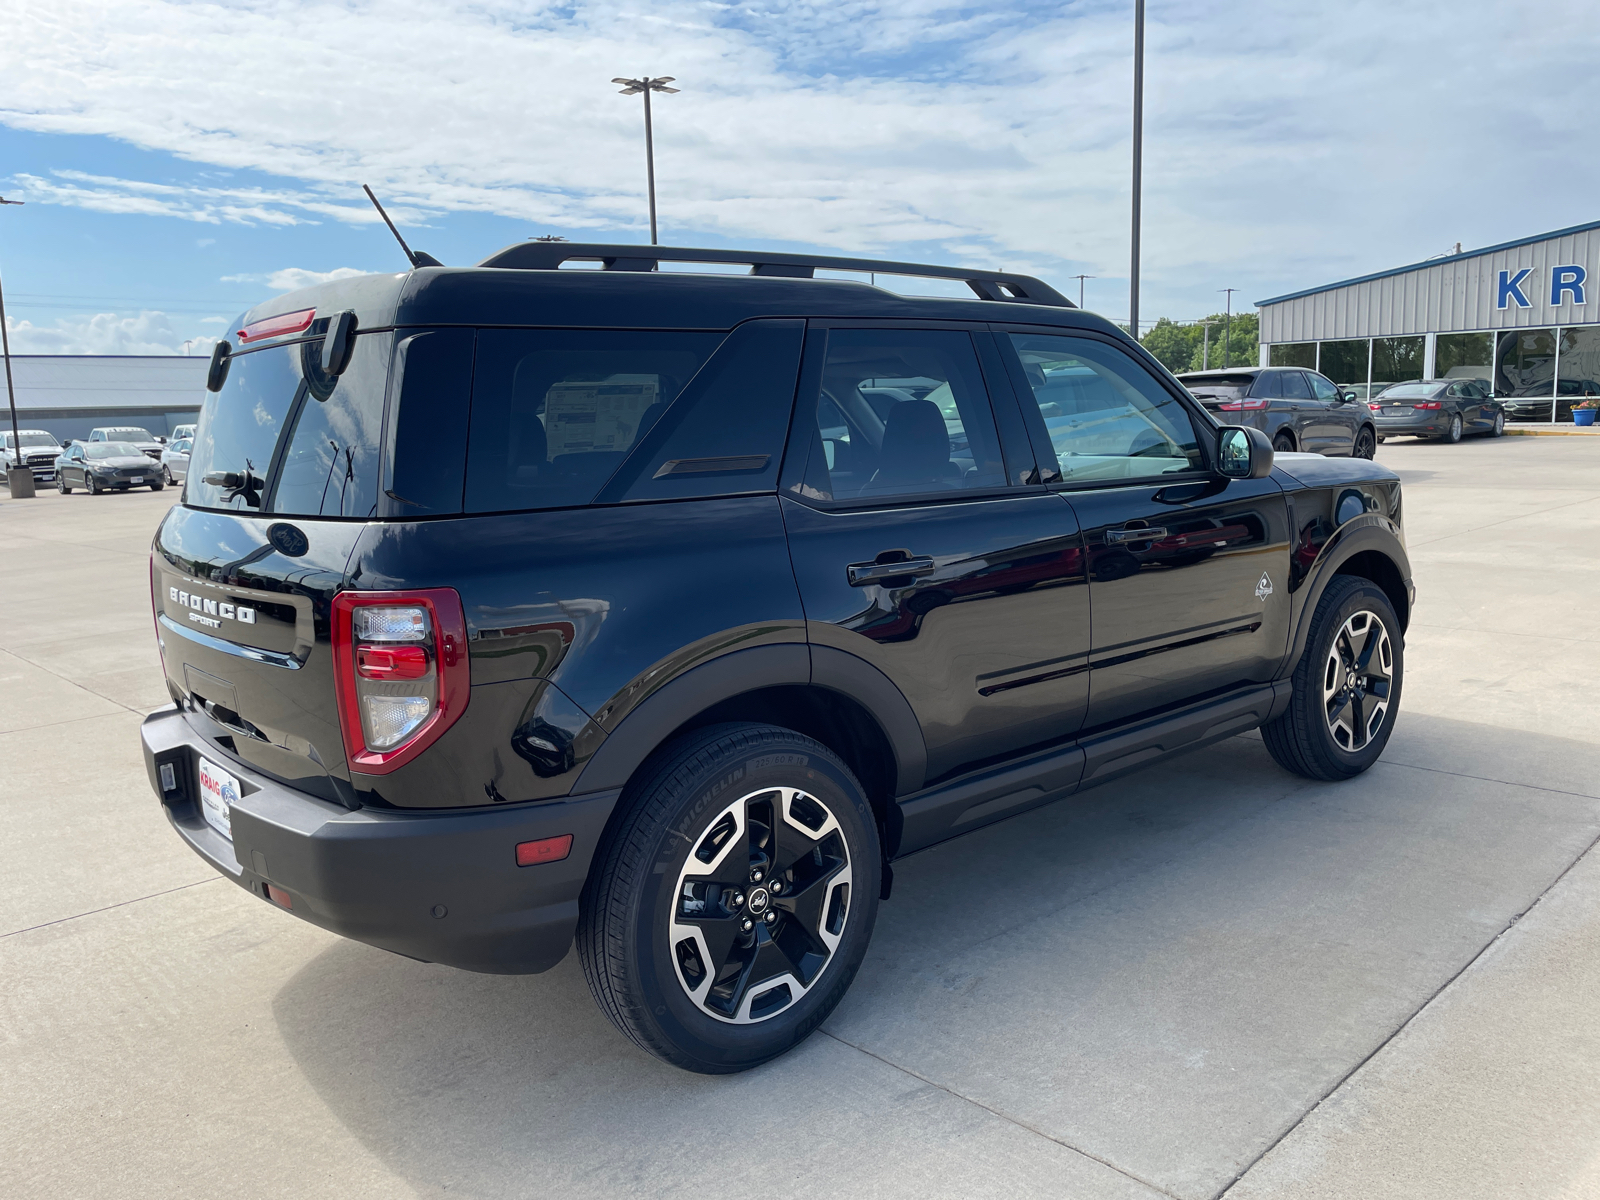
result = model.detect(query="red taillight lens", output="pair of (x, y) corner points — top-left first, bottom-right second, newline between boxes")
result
(1414, 401), (1443, 410)
(1368, 403), (1382, 411)
(266, 884), (293, 910)
(332, 589), (470, 775)
(356, 645), (429, 680)
(516, 834), (574, 867)
(1216, 397), (1269, 410)
(237, 308), (315, 343)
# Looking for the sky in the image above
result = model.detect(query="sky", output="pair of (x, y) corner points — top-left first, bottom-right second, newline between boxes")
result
(0, 0), (1596, 356)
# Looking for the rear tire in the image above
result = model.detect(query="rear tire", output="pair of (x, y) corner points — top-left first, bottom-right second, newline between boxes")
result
(1490, 410), (1505, 437)
(1441, 414), (1463, 443)
(578, 723), (881, 1074)
(1273, 432), (1297, 453)
(1261, 575), (1403, 781)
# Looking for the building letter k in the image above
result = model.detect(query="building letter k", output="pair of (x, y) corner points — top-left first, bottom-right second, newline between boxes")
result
(1498, 268), (1533, 310)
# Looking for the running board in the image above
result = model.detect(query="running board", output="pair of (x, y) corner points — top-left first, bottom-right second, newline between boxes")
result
(891, 680), (1291, 859)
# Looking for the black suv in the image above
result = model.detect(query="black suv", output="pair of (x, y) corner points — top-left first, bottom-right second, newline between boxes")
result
(1178, 366), (1378, 458)
(143, 244), (1412, 1073)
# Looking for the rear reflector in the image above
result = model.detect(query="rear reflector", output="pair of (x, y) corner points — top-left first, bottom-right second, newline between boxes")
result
(356, 644), (429, 680)
(237, 308), (315, 343)
(516, 834), (574, 867)
(1215, 398), (1269, 410)
(266, 884), (293, 909)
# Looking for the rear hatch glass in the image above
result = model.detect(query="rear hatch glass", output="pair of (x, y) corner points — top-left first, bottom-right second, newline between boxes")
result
(1181, 375), (1255, 405)
(188, 325), (392, 517)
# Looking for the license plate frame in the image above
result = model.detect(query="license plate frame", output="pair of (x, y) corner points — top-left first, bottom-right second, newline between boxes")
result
(130, 475), (144, 484)
(1384, 406), (1414, 417)
(197, 756), (240, 840)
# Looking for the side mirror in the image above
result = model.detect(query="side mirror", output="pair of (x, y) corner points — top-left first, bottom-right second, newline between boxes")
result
(156, 436), (167, 444)
(320, 311), (357, 377)
(1341, 391), (1356, 402)
(61, 439), (71, 448)
(1218, 426), (1275, 479)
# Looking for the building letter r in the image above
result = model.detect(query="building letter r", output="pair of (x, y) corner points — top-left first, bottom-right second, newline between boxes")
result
(1551, 265), (1586, 307)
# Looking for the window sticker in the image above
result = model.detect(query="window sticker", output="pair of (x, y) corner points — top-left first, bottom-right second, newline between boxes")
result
(544, 378), (658, 457)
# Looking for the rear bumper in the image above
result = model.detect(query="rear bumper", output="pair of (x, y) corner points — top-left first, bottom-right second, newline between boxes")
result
(1374, 418), (1449, 437)
(141, 707), (619, 974)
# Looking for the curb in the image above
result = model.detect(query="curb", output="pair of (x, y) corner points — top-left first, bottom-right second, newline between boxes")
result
(1504, 426), (1600, 437)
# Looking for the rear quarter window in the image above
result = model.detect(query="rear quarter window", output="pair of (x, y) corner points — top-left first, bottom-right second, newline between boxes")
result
(188, 328), (392, 517)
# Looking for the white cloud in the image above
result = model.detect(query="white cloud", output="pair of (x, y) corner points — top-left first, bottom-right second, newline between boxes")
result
(221, 266), (368, 292)
(0, 0), (1594, 320)
(4, 310), (219, 356)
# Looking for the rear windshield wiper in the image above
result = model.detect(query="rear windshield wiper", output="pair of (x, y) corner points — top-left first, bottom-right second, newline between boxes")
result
(202, 465), (265, 507)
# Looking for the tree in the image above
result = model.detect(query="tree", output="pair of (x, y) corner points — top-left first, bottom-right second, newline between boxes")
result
(1131, 311), (1260, 374)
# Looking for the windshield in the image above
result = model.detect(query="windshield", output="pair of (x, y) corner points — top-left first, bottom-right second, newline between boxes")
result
(187, 329), (392, 516)
(6, 432), (58, 448)
(86, 442), (144, 459)
(105, 428), (155, 441)
(1379, 384), (1444, 399)
(1181, 375), (1254, 400)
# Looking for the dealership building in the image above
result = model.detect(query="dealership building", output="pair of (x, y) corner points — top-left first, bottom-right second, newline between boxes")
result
(1257, 219), (1600, 421)
(3, 355), (207, 444)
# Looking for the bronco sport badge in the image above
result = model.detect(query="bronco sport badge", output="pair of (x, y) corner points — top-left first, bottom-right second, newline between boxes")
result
(1256, 573), (1274, 601)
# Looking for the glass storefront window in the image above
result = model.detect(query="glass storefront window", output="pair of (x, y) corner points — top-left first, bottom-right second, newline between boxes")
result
(1317, 339), (1369, 386)
(1494, 329), (1556, 397)
(1435, 333), (1493, 384)
(1556, 326), (1600, 421)
(1372, 336), (1424, 389)
(1270, 342), (1316, 369)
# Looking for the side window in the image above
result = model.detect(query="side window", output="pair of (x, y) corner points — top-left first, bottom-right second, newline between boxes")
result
(1308, 373), (1341, 402)
(267, 332), (392, 518)
(464, 329), (723, 514)
(1007, 333), (1203, 484)
(795, 328), (1005, 502)
(388, 328), (475, 515)
(1280, 371), (1313, 401)
(603, 320), (804, 503)
(1250, 371), (1280, 399)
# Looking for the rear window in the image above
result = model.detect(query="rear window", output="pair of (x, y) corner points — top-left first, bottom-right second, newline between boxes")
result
(1379, 384), (1442, 399)
(464, 329), (722, 514)
(1181, 375), (1254, 400)
(187, 327), (392, 516)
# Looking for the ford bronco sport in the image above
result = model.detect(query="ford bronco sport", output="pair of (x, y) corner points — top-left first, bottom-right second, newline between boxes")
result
(143, 243), (1412, 1073)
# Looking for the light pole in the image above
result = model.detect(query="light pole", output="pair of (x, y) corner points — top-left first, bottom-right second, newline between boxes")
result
(183, 339), (196, 356)
(612, 76), (679, 245)
(1071, 274), (1095, 309)
(1199, 320), (1216, 370)
(1128, 0), (1145, 341)
(0, 195), (30, 500)
(1220, 288), (1238, 368)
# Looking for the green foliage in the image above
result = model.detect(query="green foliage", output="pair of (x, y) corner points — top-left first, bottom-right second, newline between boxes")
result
(1137, 311), (1259, 374)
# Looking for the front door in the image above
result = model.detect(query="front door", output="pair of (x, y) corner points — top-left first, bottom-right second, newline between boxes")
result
(997, 328), (1292, 731)
(1307, 370), (1360, 453)
(782, 324), (1090, 785)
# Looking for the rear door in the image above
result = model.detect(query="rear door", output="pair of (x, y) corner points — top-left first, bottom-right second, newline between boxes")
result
(782, 322), (1090, 785)
(1277, 369), (1322, 450)
(996, 329), (1292, 731)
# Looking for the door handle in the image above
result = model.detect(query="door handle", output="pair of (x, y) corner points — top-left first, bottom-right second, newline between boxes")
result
(847, 556), (936, 586)
(1104, 526), (1167, 545)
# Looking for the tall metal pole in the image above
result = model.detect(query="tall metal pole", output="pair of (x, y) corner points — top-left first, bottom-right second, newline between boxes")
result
(0, 196), (24, 497)
(1129, 0), (1144, 341)
(1201, 321), (1213, 370)
(1072, 274), (1095, 309)
(642, 84), (658, 245)
(1221, 287), (1238, 368)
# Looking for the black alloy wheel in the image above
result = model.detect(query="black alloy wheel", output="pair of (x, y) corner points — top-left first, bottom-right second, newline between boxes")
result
(1261, 575), (1403, 781)
(1273, 431), (1297, 453)
(1442, 413), (1463, 443)
(578, 723), (880, 1073)
(1353, 427), (1376, 459)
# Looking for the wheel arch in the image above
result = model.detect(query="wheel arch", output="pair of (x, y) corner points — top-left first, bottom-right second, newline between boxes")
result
(571, 643), (926, 859)
(1272, 425), (1298, 450)
(1287, 519), (1412, 670)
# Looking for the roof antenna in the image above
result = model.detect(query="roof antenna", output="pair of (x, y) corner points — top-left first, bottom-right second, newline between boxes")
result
(362, 185), (442, 269)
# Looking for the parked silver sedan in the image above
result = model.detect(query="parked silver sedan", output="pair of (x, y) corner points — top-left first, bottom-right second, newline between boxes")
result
(160, 437), (192, 485)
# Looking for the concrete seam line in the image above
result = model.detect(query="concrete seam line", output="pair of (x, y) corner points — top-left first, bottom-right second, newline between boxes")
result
(2, 645), (147, 717)
(1405, 492), (1600, 549)
(0, 708), (149, 740)
(1, 877), (222, 940)
(1214, 825), (1600, 1199)
(1383, 758), (1600, 802)
(818, 1028), (1184, 1200)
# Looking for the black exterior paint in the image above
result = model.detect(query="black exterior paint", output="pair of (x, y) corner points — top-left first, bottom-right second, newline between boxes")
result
(146, 259), (1412, 976)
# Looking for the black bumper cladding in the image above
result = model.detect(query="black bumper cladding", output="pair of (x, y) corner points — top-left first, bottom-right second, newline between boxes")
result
(141, 708), (619, 974)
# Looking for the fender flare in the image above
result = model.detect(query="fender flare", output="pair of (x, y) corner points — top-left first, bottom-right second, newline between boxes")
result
(1286, 515), (1412, 670)
(570, 643), (928, 797)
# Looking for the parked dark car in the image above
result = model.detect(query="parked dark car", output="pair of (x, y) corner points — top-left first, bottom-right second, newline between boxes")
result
(143, 244), (1412, 1074)
(1369, 380), (1505, 442)
(1497, 378), (1600, 423)
(57, 440), (167, 493)
(3, 428), (62, 483)
(1177, 367), (1377, 458)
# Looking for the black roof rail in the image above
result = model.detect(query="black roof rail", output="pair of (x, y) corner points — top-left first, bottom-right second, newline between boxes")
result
(475, 242), (1074, 308)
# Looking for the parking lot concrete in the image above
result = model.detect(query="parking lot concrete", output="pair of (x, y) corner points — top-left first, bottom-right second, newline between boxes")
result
(4, 435), (1598, 1200)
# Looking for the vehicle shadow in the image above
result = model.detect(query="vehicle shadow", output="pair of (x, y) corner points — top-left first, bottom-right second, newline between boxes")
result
(273, 713), (1600, 1199)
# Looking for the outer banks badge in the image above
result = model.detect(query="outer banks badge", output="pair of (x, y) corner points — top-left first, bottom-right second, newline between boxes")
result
(1256, 572), (1275, 601)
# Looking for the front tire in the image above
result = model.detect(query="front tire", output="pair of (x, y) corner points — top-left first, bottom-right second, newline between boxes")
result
(1261, 575), (1403, 781)
(57, 477), (71, 494)
(87, 475), (100, 495)
(578, 723), (881, 1074)
(150, 479), (164, 491)
(1353, 427), (1376, 459)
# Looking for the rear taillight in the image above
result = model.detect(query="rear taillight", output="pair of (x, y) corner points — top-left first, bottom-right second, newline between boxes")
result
(1414, 401), (1442, 410)
(1216, 398), (1269, 410)
(332, 589), (469, 774)
(1368, 403), (1382, 411)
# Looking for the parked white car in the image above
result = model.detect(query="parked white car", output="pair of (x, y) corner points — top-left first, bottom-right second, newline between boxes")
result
(160, 438), (192, 485)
